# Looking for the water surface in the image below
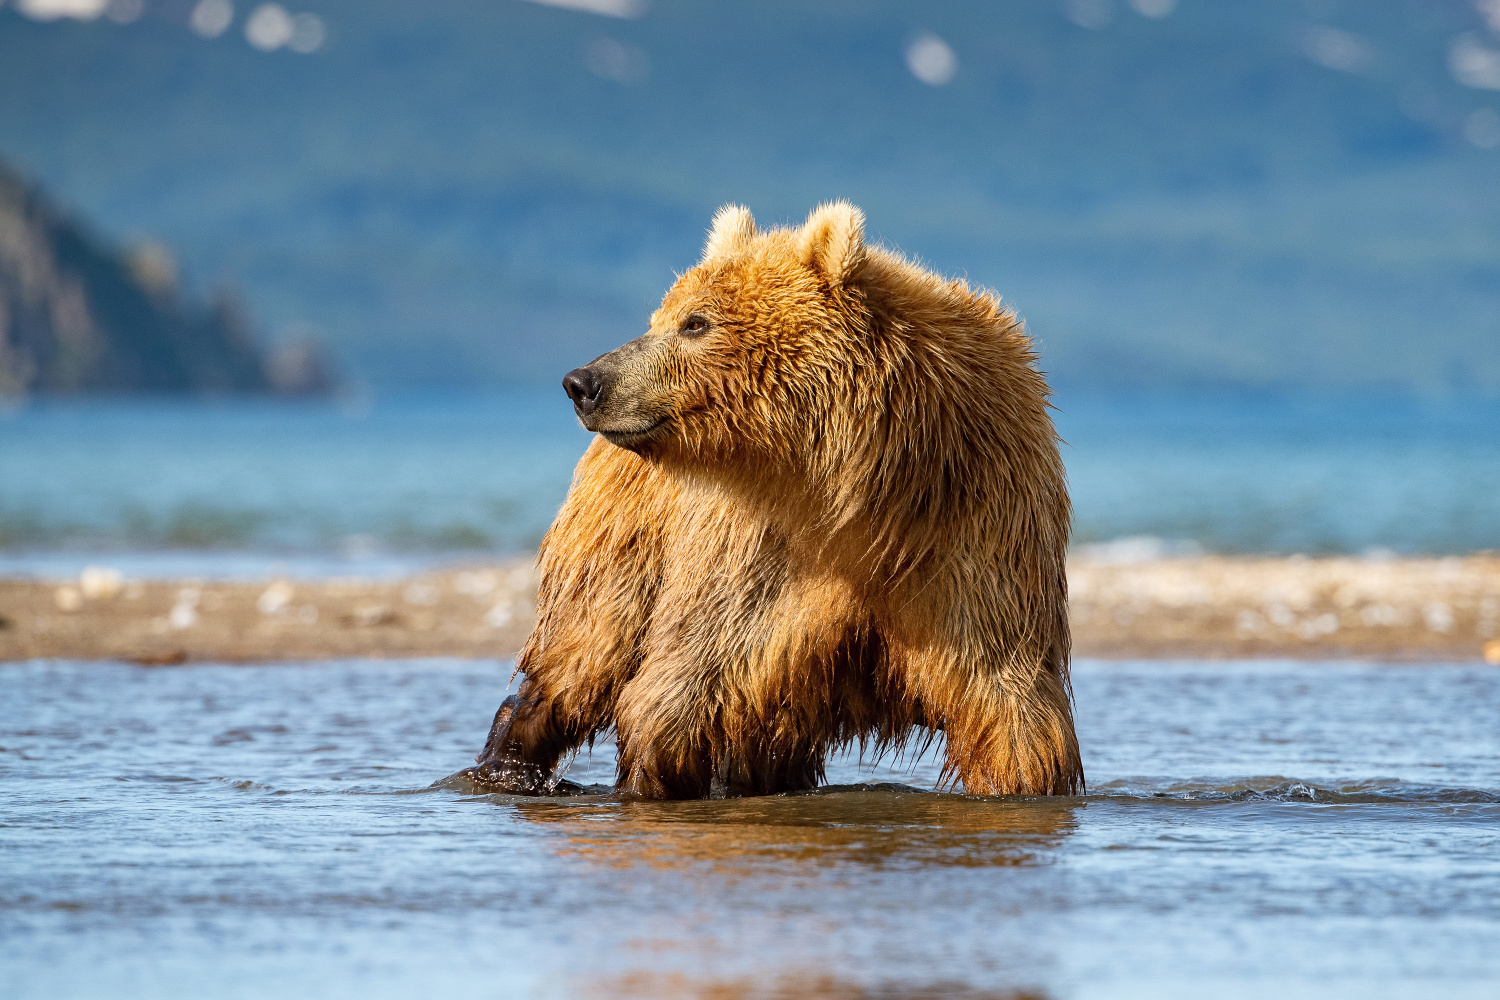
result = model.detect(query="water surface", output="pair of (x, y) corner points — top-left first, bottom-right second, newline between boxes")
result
(2, 393), (1498, 573)
(3, 659), (1498, 999)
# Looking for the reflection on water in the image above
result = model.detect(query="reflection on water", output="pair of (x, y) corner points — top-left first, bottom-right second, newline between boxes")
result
(512, 792), (1079, 871)
(3, 659), (1499, 999)
(576, 973), (1048, 1000)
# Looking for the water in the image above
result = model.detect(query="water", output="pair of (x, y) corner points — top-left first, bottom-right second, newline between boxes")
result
(3, 659), (1498, 999)
(1, 393), (1498, 576)
(0, 391), (591, 564)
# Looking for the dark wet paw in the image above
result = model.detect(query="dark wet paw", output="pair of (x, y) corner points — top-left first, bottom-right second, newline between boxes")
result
(457, 757), (553, 796)
(446, 761), (591, 797)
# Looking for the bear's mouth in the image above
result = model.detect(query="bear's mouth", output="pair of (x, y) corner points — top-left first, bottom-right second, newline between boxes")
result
(599, 417), (669, 450)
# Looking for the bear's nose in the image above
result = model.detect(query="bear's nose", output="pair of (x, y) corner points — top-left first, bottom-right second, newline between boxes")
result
(562, 367), (604, 416)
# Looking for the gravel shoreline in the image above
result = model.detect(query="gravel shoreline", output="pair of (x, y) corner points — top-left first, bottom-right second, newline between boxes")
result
(1069, 554), (1500, 662)
(2, 555), (1498, 664)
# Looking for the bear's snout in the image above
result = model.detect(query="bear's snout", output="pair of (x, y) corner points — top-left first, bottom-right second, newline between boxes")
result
(562, 366), (605, 418)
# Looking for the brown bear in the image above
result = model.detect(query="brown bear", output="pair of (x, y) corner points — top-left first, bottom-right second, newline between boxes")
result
(465, 202), (1081, 799)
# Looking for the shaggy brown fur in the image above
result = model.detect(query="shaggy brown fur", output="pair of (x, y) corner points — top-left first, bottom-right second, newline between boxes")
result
(468, 202), (1082, 798)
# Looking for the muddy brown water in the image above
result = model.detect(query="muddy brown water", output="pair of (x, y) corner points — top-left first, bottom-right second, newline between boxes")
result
(3, 659), (1499, 999)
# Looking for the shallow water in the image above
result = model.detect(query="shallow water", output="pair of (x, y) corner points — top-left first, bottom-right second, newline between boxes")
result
(3, 659), (1499, 999)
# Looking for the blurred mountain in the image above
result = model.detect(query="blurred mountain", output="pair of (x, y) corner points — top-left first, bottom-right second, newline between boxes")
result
(0, 160), (333, 398)
(1, 0), (1497, 394)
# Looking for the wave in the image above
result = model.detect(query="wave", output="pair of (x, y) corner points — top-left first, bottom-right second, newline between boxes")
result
(0, 504), (519, 552)
(101, 768), (1500, 806)
(1086, 776), (1500, 804)
(425, 772), (1499, 805)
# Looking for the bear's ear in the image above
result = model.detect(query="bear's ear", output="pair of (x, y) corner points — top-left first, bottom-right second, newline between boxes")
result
(798, 200), (867, 287)
(701, 204), (757, 264)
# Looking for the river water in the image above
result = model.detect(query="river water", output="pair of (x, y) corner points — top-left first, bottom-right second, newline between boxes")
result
(3, 659), (1498, 999)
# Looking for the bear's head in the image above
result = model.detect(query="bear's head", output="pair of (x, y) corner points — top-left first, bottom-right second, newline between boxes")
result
(563, 201), (1061, 569)
(562, 201), (871, 473)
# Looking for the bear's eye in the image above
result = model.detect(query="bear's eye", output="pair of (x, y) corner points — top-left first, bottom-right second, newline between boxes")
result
(679, 313), (710, 337)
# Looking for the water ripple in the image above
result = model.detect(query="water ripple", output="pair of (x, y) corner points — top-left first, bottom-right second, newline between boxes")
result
(1091, 777), (1500, 804)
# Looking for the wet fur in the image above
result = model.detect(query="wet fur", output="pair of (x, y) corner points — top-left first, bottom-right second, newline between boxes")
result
(477, 202), (1082, 798)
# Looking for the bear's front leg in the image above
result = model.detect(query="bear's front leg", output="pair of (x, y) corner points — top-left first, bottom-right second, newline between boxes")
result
(912, 646), (1083, 796)
(613, 708), (715, 800)
(461, 678), (575, 795)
